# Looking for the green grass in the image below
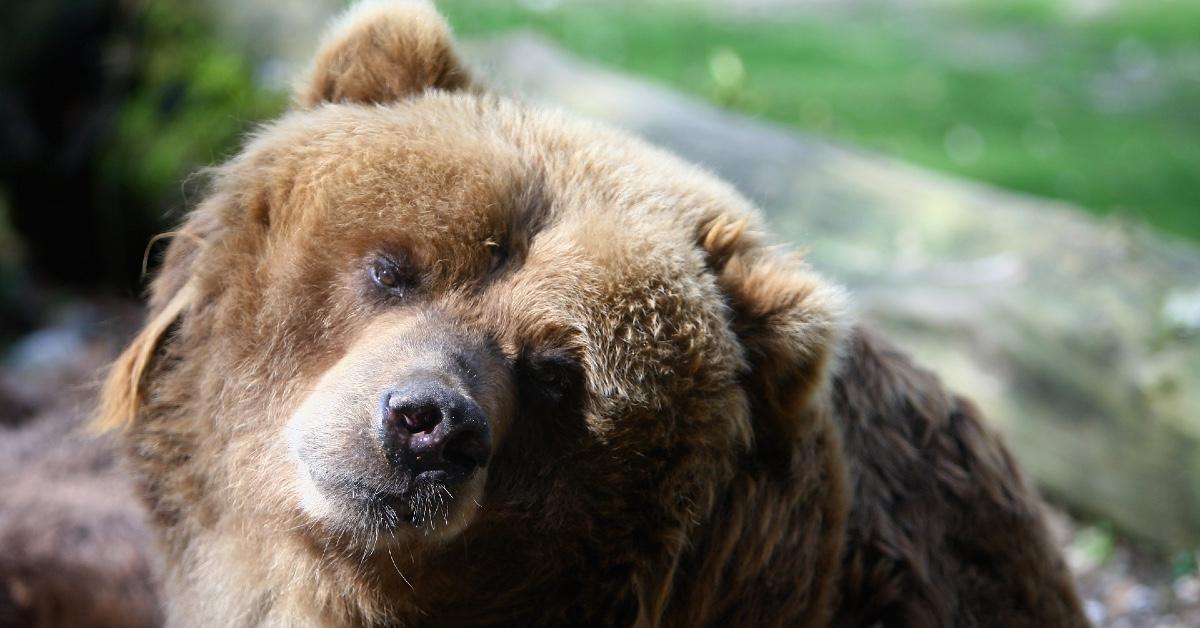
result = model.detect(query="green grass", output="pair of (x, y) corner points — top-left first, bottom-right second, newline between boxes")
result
(440, 0), (1200, 242)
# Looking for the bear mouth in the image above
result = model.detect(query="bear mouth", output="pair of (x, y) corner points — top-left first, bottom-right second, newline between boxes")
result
(362, 487), (417, 527)
(335, 471), (472, 531)
(294, 433), (485, 533)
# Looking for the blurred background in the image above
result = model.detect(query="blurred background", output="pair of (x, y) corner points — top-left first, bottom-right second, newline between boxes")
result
(0, 0), (1197, 625)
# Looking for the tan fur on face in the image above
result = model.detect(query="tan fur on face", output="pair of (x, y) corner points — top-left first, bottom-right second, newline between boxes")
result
(100, 2), (1087, 626)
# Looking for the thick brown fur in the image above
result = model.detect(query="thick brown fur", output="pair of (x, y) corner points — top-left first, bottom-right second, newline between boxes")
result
(829, 329), (1084, 627)
(96, 2), (1087, 626)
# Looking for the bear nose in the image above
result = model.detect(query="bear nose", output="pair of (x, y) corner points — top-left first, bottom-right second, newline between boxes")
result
(379, 381), (492, 480)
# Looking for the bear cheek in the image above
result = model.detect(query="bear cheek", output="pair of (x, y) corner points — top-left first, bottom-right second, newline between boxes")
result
(283, 380), (368, 515)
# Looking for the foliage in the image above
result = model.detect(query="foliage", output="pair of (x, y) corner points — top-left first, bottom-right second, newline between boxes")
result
(100, 0), (285, 211)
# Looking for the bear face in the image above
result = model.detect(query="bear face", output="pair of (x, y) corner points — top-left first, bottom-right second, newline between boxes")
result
(254, 101), (759, 543)
(99, 2), (846, 624)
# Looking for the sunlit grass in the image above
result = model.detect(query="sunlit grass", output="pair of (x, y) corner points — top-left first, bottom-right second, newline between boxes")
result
(441, 0), (1200, 242)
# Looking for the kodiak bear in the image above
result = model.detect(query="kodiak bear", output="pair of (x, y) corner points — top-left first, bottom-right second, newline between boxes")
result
(98, 1), (1088, 626)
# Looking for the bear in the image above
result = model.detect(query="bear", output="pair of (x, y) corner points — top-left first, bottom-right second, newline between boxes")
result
(97, 1), (1088, 626)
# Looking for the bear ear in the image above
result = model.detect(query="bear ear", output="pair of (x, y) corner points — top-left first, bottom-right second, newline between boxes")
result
(699, 215), (845, 455)
(94, 281), (194, 432)
(94, 214), (213, 432)
(295, 0), (472, 108)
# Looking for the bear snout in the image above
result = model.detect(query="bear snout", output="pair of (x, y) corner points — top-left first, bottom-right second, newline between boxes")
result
(379, 380), (493, 482)
(283, 319), (511, 536)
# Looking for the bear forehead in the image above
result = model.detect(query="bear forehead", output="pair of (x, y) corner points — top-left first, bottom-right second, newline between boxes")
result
(233, 92), (752, 252)
(220, 93), (752, 312)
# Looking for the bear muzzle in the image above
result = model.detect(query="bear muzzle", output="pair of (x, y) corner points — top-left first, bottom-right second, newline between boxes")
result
(284, 315), (511, 535)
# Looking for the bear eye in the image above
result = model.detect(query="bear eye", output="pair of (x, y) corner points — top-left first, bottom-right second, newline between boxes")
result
(372, 263), (398, 288)
(520, 349), (583, 407)
(530, 363), (569, 391)
(368, 255), (412, 297)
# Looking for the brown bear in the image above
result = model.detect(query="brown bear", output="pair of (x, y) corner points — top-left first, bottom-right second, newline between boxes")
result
(98, 1), (1088, 626)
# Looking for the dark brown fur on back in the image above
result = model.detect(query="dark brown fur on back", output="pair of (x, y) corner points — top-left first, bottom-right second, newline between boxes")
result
(830, 329), (1084, 627)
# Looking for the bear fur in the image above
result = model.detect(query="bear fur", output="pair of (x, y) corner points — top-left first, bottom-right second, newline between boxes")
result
(97, 1), (1088, 626)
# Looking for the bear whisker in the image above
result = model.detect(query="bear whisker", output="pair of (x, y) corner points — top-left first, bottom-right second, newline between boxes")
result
(387, 548), (415, 592)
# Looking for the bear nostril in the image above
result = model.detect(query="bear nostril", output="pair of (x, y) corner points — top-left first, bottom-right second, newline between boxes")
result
(403, 406), (440, 434)
(441, 425), (490, 473)
(384, 395), (443, 434)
